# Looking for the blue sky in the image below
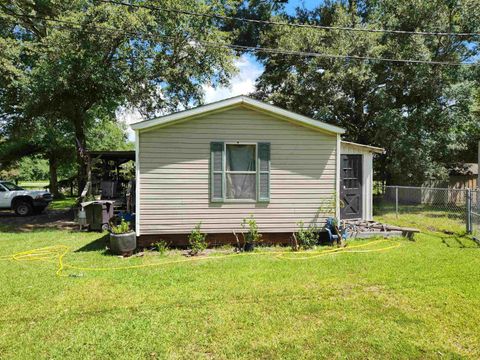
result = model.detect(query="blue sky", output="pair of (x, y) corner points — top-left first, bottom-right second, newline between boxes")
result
(284, 0), (319, 14)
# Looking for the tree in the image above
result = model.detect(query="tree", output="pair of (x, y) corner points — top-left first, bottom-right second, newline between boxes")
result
(222, 0), (288, 46)
(0, 114), (76, 197)
(253, 0), (480, 184)
(0, 114), (135, 196)
(0, 0), (236, 194)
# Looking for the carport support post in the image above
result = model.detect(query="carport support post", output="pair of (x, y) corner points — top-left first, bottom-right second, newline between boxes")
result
(466, 189), (472, 234)
(395, 186), (399, 219)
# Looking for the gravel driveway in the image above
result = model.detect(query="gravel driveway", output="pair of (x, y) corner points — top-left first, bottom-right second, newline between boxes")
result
(0, 208), (77, 231)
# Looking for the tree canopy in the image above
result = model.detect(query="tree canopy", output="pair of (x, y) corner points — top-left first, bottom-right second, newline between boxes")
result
(0, 0), (238, 192)
(253, 0), (480, 184)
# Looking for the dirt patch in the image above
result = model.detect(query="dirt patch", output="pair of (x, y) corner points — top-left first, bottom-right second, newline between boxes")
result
(0, 208), (77, 232)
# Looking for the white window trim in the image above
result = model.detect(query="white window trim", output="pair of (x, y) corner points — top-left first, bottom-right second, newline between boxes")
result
(224, 142), (258, 203)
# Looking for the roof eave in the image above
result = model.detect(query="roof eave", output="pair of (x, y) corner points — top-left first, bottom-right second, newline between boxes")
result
(341, 140), (385, 154)
(130, 96), (346, 135)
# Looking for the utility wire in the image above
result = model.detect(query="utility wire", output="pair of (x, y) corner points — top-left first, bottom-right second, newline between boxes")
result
(101, 0), (480, 38)
(2, 10), (479, 67)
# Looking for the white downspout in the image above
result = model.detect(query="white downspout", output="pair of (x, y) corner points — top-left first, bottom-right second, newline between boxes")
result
(336, 134), (341, 219)
(135, 130), (140, 237)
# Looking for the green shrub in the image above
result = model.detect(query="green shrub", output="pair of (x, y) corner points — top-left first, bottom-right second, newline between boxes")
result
(110, 219), (131, 234)
(188, 222), (207, 255)
(242, 215), (262, 245)
(154, 240), (168, 255)
(296, 221), (318, 249)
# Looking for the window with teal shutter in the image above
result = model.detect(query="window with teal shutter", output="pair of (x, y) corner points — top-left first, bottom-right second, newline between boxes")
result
(210, 141), (270, 203)
(257, 142), (271, 202)
(210, 142), (224, 202)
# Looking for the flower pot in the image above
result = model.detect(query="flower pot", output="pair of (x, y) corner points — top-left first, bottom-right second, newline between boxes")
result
(244, 242), (255, 252)
(109, 231), (136, 256)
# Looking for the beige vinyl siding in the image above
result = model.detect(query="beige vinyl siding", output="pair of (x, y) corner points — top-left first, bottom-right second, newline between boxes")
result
(340, 142), (374, 220)
(138, 105), (337, 234)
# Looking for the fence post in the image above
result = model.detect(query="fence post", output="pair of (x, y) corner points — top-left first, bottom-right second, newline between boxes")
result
(395, 186), (399, 219)
(466, 189), (472, 234)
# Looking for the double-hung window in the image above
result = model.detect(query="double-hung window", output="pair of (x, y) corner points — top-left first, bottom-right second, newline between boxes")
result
(226, 144), (256, 200)
(210, 142), (270, 202)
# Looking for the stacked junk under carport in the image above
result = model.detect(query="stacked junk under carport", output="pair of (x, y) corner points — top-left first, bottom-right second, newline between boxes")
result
(77, 151), (136, 231)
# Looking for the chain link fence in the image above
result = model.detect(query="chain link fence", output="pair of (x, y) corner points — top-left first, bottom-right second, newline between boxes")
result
(473, 209), (480, 238)
(374, 185), (479, 234)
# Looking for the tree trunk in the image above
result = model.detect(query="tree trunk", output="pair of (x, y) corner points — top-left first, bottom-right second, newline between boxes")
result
(74, 116), (88, 197)
(48, 156), (60, 198)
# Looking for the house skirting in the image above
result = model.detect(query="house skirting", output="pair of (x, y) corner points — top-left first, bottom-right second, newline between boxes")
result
(138, 232), (294, 248)
(137, 231), (332, 248)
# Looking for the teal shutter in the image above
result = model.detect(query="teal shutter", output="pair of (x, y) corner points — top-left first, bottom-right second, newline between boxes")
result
(210, 142), (224, 202)
(257, 142), (271, 202)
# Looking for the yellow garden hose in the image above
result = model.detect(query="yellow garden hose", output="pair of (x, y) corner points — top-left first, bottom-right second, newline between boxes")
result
(0, 239), (401, 277)
(273, 240), (401, 260)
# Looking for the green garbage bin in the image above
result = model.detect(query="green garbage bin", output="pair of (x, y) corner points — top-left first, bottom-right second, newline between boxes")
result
(81, 201), (114, 231)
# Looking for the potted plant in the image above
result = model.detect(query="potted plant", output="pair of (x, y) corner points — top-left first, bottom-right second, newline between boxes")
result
(109, 219), (136, 256)
(242, 215), (262, 251)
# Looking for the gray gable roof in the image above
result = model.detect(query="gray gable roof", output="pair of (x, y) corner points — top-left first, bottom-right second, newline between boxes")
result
(131, 95), (346, 135)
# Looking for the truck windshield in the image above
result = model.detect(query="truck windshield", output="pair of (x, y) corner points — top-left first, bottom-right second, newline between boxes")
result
(1, 182), (24, 191)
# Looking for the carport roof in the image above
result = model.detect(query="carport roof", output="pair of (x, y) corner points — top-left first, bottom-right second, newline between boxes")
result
(87, 151), (135, 162)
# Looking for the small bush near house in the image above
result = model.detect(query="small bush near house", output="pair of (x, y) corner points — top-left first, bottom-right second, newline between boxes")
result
(188, 222), (207, 255)
(154, 240), (169, 255)
(295, 221), (319, 249)
(242, 215), (262, 251)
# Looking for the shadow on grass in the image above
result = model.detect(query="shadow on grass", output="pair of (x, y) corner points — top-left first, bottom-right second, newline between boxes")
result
(0, 209), (77, 233)
(433, 233), (480, 249)
(74, 233), (110, 254)
(373, 203), (479, 249)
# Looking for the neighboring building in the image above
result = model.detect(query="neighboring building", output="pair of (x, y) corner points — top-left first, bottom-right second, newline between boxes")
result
(423, 163), (478, 190)
(132, 96), (383, 246)
(449, 163), (478, 189)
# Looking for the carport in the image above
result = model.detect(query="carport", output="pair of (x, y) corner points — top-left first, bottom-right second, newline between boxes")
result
(82, 151), (136, 212)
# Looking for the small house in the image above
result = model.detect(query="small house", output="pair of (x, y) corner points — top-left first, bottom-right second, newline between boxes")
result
(448, 163), (478, 189)
(131, 96), (383, 246)
(423, 163), (478, 190)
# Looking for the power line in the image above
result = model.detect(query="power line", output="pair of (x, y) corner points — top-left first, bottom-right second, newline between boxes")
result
(101, 0), (480, 38)
(8, 12), (479, 66)
(2, 11), (479, 67)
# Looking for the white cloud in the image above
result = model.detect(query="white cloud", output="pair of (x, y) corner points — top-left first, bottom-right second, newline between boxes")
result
(203, 54), (263, 103)
(118, 54), (264, 142)
(117, 107), (142, 142)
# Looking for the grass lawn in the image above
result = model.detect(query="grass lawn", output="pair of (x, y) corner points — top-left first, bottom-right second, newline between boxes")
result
(375, 206), (467, 235)
(48, 196), (77, 210)
(1, 220), (480, 358)
(18, 181), (49, 190)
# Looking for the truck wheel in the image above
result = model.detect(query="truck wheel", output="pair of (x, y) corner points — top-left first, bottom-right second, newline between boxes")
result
(14, 201), (33, 216)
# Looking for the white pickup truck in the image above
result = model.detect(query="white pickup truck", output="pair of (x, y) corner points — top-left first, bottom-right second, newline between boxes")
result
(0, 181), (53, 216)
